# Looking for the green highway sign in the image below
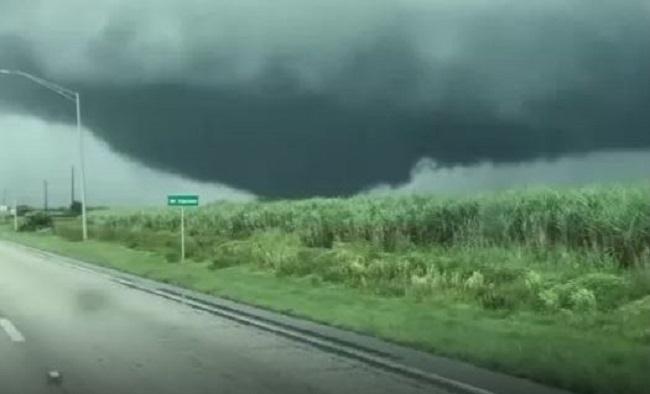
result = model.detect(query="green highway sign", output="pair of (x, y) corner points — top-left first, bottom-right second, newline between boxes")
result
(167, 195), (199, 207)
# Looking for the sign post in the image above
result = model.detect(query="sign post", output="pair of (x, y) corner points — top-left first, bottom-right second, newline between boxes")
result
(167, 195), (199, 262)
(181, 206), (185, 261)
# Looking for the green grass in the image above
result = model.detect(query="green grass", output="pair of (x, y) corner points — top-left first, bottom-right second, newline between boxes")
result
(2, 224), (649, 394)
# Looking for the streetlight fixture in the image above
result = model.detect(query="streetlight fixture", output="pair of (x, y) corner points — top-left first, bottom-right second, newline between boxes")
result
(0, 69), (89, 241)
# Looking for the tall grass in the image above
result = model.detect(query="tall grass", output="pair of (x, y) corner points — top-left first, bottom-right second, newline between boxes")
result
(88, 184), (650, 267)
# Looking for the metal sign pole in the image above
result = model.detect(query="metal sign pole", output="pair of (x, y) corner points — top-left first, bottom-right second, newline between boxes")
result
(181, 206), (185, 262)
(167, 194), (198, 263)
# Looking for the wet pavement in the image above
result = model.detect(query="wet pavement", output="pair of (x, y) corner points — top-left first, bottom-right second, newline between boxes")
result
(0, 241), (450, 394)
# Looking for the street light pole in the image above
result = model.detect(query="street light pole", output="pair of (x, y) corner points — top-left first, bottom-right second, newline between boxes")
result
(75, 92), (88, 240)
(0, 69), (89, 240)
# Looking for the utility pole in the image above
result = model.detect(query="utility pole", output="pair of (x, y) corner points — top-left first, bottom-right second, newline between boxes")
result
(1, 190), (6, 223)
(13, 199), (17, 231)
(71, 166), (75, 205)
(43, 180), (48, 211)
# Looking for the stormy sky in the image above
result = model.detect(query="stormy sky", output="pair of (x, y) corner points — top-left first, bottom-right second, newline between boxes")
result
(1, 0), (649, 203)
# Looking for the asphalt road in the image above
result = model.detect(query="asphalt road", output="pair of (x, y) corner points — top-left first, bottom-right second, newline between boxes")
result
(0, 241), (451, 394)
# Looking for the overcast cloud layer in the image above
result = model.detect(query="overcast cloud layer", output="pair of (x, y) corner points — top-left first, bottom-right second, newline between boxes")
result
(1, 0), (649, 198)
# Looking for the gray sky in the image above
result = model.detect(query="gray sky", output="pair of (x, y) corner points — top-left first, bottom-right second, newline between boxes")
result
(1, 0), (649, 201)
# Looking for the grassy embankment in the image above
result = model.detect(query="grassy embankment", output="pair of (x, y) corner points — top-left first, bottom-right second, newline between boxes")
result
(2, 184), (649, 394)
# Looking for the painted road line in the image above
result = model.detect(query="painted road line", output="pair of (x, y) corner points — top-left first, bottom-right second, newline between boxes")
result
(0, 318), (25, 342)
(113, 278), (135, 287)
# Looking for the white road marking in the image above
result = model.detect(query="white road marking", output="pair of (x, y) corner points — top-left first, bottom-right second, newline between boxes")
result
(114, 278), (135, 287)
(0, 318), (26, 342)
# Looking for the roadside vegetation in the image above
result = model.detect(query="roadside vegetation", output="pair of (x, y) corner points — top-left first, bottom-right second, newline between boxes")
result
(2, 183), (649, 394)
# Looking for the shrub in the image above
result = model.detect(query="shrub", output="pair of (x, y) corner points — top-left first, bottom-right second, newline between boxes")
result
(18, 211), (53, 232)
(572, 273), (630, 309)
(69, 200), (83, 216)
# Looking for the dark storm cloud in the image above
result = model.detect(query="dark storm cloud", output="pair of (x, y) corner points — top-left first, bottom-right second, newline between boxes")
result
(1, 0), (649, 198)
